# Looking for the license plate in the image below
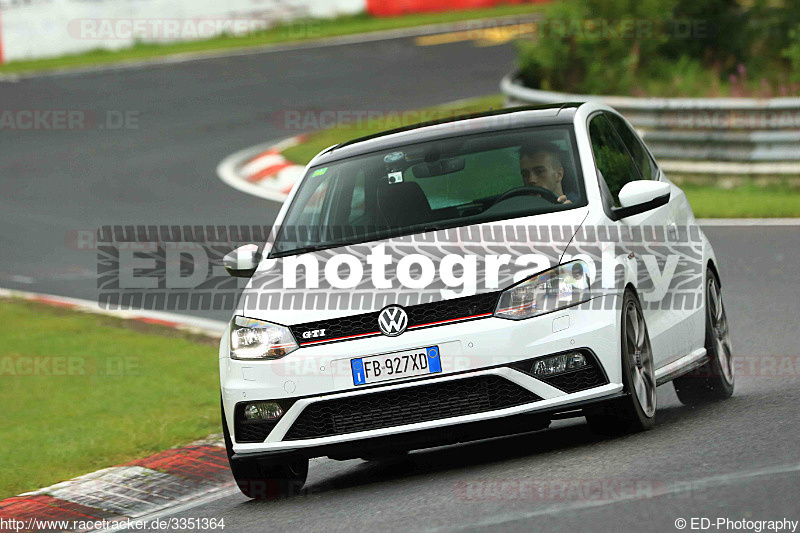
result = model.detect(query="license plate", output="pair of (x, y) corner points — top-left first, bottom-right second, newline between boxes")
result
(351, 346), (441, 386)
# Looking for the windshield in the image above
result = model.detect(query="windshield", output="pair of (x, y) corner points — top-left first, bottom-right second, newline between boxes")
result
(271, 125), (585, 257)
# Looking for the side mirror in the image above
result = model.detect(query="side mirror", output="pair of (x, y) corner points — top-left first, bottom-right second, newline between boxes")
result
(223, 244), (261, 278)
(613, 181), (671, 220)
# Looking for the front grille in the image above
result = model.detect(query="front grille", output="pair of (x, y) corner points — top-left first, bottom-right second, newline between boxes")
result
(542, 366), (607, 393)
(290, 292), (498, 346)
(235, 420), (277, 443)
(509, 350), (608, 393)
(283, 375), (541, 441)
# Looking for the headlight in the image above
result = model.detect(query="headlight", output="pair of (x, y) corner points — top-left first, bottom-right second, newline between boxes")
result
(494, 260), (592, 320)
(230, 316), (298, 360)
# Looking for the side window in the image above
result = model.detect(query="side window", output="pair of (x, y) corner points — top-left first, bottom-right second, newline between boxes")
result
(588, 114), (642, 207)
(606, 113), (658, 180)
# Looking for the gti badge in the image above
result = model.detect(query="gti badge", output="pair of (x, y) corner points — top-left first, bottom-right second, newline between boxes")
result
(301, 329), (326, 339)
(378, 305), (408, 337)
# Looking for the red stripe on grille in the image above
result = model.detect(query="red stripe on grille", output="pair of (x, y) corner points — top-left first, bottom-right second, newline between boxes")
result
(408, 313), (493, 329)
(298, 312), (492, 345)
(301, 331), (381, 345)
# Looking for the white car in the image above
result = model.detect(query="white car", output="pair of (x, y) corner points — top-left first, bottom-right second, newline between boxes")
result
(219, 103), (734, 499)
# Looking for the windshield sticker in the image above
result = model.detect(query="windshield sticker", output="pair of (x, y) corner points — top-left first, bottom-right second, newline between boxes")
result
(384, 152), (404, 164)
(312, 167), (327, 177)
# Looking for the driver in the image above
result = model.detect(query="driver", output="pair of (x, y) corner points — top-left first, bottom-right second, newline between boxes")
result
(519, 143), (577, 204)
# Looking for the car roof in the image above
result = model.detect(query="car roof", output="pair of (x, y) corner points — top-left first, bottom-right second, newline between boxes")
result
(310, 103), (584, 167)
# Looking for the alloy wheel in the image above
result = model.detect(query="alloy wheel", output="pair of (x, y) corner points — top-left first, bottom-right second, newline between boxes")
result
(624, 301), (656, 418)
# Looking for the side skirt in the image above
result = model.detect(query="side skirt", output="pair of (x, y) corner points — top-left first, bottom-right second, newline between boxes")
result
(654, 348), (708, 386)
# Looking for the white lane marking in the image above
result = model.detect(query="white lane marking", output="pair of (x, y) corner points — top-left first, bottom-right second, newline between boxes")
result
(275, 165), (305, 192)
(436, 461), (800, 532)
(0, 286), (226, 336)
(697, 218), (800, 226)
(1, 14), (540, 81)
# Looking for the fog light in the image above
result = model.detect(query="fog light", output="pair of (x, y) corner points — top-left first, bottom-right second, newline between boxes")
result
(532, 352), (587, 377)
(244, 402), (284, 421)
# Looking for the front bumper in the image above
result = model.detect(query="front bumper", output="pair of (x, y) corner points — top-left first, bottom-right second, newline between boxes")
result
(230, 390), (628, 464)
(221, 295), (622, 457)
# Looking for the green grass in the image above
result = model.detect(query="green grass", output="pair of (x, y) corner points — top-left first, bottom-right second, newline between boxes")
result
(0, 5), (545, 75)
(281, 94), (506, 164)
(681, 183), (800, 218)
(633, 57), (800, 98)
(0, 299), (221, 499)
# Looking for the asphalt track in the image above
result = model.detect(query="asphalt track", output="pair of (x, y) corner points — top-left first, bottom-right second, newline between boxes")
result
(143, 225), (800, 533)
(0, 32), (515, 322)
(1, 30), (799, 533)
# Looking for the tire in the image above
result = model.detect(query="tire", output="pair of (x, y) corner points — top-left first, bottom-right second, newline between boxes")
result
(586, 289), (657, 436)
(221, 400), (309, 499)
(673, 269), (734, 405)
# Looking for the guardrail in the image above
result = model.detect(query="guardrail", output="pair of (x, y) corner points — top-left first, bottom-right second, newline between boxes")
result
(500, 73), (800, 174)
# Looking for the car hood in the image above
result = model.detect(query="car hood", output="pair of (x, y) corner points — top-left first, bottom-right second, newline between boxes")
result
(236, 207), (589, 325)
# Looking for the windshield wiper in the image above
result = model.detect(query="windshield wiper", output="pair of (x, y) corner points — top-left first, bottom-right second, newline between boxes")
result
(271, 243), (340, 258)
(273, 225), (451, 257)
(422, 224), (449, 233)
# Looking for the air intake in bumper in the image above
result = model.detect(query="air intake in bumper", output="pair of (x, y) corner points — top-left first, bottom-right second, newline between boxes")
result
(508, 350), (609, 393)
(283, 375), (541, 441)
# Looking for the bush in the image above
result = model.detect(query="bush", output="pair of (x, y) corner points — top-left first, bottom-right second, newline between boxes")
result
(517, 0), (799, 96)
(639, 55), (722, 97)
(517, 0), (677, 94)
(782, 23), (800, 81)
(659, 0), (749, 70)
(753, 1), (800, 52)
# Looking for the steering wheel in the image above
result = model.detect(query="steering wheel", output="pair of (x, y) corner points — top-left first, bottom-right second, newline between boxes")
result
(491, 186), (561, 206)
